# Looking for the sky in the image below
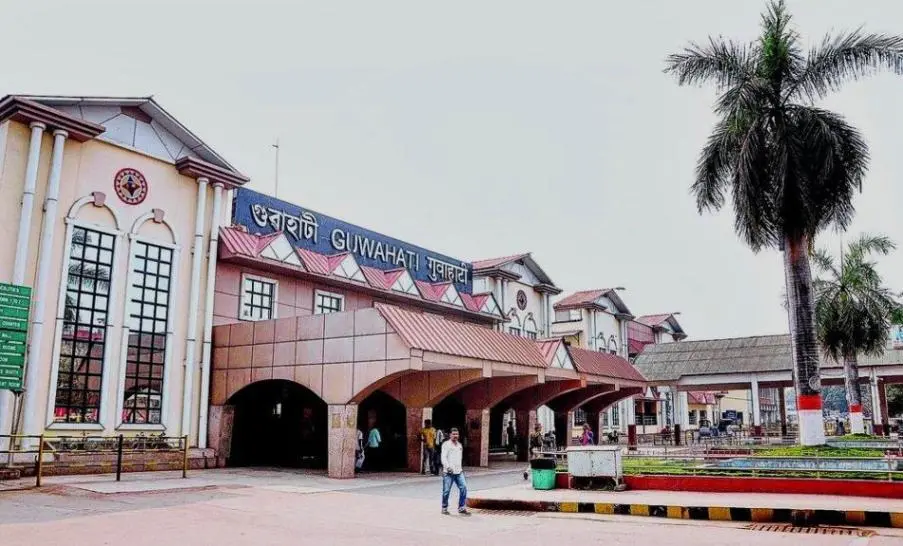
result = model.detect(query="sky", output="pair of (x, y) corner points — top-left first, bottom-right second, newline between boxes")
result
(2, 0), (901, 340)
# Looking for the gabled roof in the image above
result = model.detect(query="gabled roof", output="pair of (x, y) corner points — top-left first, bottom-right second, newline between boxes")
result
(634, 333), (903, 383)
(12, 94), (242, 175)
(473, 253), (529, 270)
(376, 304), (648, 383)
(376, 304), (548, 368)
(472, 252), (558, 289)
(554, 289), (633, 317)
(688, 391), (716, 405)
(637, 313), (687, 339)
(568, 346), (646, 383)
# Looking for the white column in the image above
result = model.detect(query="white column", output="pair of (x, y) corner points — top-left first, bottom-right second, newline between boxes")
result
(590, 311), (598, 350)
(871, 374), (883, 427)
(751, 378), (761, 429)
(678, 391), (690, 429)
(198, 182), (224, 448)
(543, 293), (551, 337)
(0, 122), (45, 445)
(21, 130), (67, 441)
(181, 178), (208, 440)
(13, 122), (46, 284)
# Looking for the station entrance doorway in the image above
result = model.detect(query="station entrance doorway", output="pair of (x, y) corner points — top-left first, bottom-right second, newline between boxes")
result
(227, 379), (327, 468)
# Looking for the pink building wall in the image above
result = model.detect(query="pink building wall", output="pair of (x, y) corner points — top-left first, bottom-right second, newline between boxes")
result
(213, 262), (482, 328)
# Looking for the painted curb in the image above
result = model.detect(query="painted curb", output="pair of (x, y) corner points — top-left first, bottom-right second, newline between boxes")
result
(466, 497), (903, 529)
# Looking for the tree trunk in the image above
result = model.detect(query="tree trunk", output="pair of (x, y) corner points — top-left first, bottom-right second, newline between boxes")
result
(782, 236), (825, 446)
(842, 351), (864, 435)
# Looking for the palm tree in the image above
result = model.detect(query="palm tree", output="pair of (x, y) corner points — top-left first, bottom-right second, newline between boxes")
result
(813, 235), (902, 434)
(665, 0), (903, 445)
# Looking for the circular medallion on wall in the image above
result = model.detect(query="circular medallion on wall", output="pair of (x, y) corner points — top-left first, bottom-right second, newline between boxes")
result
(113, 168), (149, 205)
(516, 289), (527, 311)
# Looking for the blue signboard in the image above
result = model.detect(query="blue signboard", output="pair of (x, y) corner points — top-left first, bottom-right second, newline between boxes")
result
(232, 188), (473, 294)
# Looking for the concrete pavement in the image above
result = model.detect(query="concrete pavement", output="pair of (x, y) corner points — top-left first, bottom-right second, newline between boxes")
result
(3, 467), (903, 544)
(3, 478), (903, 545)
(469, 483), (903, 528)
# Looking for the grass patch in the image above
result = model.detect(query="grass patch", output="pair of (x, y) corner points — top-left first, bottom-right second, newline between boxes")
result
(622, 455), (901, 481)
(753, 445), (887, 458)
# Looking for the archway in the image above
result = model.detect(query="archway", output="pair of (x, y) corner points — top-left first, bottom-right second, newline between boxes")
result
(432, 396), (466, 434)
(358, 390), (407, 471)
(227, 379), (327, 468)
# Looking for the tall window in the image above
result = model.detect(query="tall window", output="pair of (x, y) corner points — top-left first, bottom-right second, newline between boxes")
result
(524, 317), (538, 340)
(241, 275), (276, 321)
(55, 227), (115, 423)
(314, 290), (344, 314)
(688, 410), (698, 425)
(122, 242), (172, 425)
(611, 405), (620, 427)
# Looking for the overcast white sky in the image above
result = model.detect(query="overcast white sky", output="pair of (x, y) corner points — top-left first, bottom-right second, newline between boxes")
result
(3, 0), (901, 339)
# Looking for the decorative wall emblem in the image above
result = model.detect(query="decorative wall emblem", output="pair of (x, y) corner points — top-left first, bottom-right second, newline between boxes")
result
(113, 168), (149, 205)
(516, 289), (527, 311)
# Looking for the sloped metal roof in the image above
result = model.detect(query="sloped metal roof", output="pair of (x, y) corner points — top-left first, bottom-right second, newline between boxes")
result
(634, 334), (903, 382)
(568, 346), (646, 383)
(376, 304), (548, 368)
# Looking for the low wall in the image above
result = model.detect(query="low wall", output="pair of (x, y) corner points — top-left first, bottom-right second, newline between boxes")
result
(8, 449), (219, 478)
(626, 474), (903, 499)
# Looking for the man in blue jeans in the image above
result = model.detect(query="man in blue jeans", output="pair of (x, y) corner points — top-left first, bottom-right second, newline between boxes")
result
(440, 427), (470, 515)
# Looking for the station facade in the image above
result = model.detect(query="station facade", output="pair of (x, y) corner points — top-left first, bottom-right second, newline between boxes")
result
(0, 95), (248, 450)
(208, 189), (645, 476)
(0, 94), (676, 478)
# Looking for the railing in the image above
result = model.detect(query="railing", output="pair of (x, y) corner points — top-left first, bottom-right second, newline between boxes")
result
(1, 434), (190, 488)
(0, 435), (46, 487)
(621, 448), (903, 481)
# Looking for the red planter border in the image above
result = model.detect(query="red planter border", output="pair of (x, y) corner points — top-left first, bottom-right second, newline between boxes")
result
(626, 474), (903, 499)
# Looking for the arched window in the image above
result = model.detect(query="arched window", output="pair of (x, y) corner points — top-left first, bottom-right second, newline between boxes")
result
(523, 315), (538, 340)
(608, 335), (619, 355)
(507, 310), (521, 336)
(596, 332), (606, 352)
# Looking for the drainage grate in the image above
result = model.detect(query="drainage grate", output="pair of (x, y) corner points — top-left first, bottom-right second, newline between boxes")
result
(472, 509), (536, 517)
(745, 523), (874, 537)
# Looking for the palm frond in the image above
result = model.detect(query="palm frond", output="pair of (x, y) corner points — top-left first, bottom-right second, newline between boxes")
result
(692, 118), (740, 213)
(810, 248), (837, 275)
(664, 37), (755, 89)
(783, 106), (868, 238)
(790, 29), (903, 101)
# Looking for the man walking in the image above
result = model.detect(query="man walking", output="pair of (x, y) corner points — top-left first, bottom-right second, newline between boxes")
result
(421, 419), (438, 475)
(440, 428), (469, 515)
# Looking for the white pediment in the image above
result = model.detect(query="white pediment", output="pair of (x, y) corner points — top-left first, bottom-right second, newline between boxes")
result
(552, 344), (574, 370)
(52, 104), (201, 164)
(390, 270), (419, 296)
(260, 234), (302, 266)
(440, 284), (463, 306)
(502, 262), (541, 286)
(333, 254), (366, 282)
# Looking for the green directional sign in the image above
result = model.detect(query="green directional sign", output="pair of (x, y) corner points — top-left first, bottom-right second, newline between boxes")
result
(0, 283), (31, 297)
(0, 318), (27, 332)
(0, 330), (26, 344)
(0, 341), (25, 354)
(0, 283), (30, 391)
(0, 306), (28, 320)
(0, 294), (30, 309)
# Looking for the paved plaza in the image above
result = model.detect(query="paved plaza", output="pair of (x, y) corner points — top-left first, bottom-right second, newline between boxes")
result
(2, 467), (903, 545)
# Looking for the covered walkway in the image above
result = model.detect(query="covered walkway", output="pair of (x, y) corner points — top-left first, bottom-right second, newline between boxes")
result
(209, 304), (644, 477)
(634, 334), (903, 435)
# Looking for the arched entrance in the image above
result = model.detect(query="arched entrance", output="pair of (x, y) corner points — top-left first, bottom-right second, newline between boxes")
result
(358, 390), (407, 471)
(432, 396), (466, 434)
(227, 379), (326, 468)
